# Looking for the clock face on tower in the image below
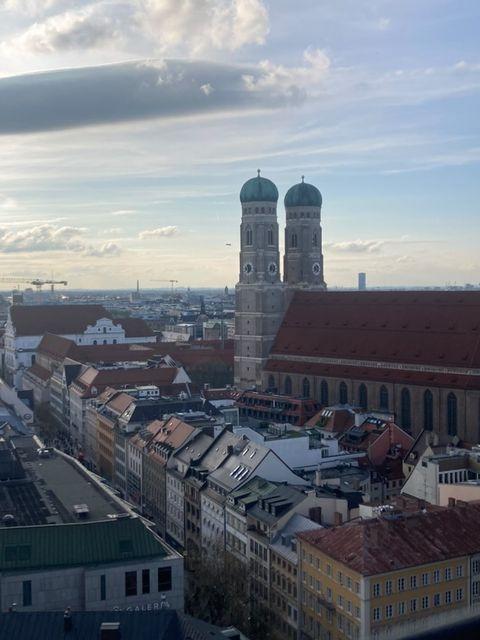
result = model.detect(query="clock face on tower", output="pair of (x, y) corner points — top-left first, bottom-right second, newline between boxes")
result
(312, 262), (321, 276)
(268, 262), (278, 275)
(243, 262), (253, 275)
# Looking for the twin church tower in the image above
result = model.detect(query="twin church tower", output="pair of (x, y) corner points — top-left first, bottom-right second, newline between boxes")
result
(234, 171), (326, 390)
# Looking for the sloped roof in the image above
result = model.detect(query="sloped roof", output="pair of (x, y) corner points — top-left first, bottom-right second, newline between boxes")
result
(24, 363), (51, 383)
(0, 516), (167, 572)
(298, 502), (480, 576)
(73, 366), (182, 397)
(267, 291), (480, 388)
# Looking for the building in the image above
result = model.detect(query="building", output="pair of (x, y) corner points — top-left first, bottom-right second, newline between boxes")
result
(264, 290), (480, 442)
(358, 273), (367, 291)
(4, 305), (155, 387)
(0, 435), (183, 613)
(234, 173), (326, 391)
(298, 502), (480, 640)
(236, 390), (321, 426)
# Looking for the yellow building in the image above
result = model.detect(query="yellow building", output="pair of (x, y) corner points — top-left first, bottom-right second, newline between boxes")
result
(298, 502), (480, 640)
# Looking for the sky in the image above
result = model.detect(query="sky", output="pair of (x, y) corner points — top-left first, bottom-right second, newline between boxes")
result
(0, 0), (479, 290)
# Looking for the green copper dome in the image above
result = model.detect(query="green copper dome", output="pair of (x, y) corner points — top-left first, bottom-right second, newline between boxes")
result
(284, 177), (322, 208)
(240, 171), (279, 204)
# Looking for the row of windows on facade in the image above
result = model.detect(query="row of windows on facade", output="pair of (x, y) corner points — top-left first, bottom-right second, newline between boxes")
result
(372, 565), (464, 596)
(242, 206), (320, 218)
(372, 589), (464, 621)
(243, 226), (319, 248)
(243, 206), (276, 215)
(272, 376), (461, 436)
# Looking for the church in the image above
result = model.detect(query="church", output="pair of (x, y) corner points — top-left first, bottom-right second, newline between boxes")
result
(234, 172), (480, 442)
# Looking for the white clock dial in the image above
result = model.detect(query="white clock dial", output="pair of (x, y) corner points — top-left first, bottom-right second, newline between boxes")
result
(243, 262), (253, 274)
(268, 262), (278, 275)
(312, 262), (321, 276)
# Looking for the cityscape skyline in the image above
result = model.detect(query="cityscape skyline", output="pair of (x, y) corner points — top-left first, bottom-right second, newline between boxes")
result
(0, 1), (479, 289)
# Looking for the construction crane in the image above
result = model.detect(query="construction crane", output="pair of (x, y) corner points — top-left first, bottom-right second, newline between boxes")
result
(0, 277), (68, 292)
(150, 279), (179, 293)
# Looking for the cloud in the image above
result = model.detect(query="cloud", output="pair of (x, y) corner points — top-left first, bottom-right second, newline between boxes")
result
(0, 224), (86, 253)
(0, 58), (305, 135)
(326, 239), (385, 254)
(0, 195), (18, 210)
(3, 0), (269, 56)
(138, 225), (178, 239)
(377, 17), (391, 31)
(111, 209), (137, 216)
(3, 0), (61, 16)
(83, 241), (123, 257)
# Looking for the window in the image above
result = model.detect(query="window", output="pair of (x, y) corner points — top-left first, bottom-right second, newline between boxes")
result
(302, 378), (310, 398)
(22, 580), (32, 607)
(447, 393), (457, 436)
(456, 588), (463, 601)
(473, 581), (480, 597)
(267, 227), (274, 246)
(385, 580), (392, 595)
(379, 385), (389, 411)
(142, 569), (150, 594)
(410, 598), (417, 612)
(125, 571), (137, 597)
(434, 593), (441, 607)
(410, 575), (417, 589)
(339, 381), (348, 405)
(373, 608), (381, 621)
(284, 376), (292, 395)
(373, 583), (381, 597)
(444, 567), (452, 581)
(424, 390), (433, 430)
(245, 226), (253, 246)
(268, 375), (275, 390)
(401, 388), (411, 430)
(456, 565), (464, 578)
(312, 232), (318, 247)
(473, 560), (480, 575)
(290, 233), (298, 249)
(422, 573), (429, 586)
(358, 384), (368, 410)
(320, 380), (329, 405)
(398, 602), (405, 615)
(158, 567), (172, 592)
(100, 574), (106, 601)
(422, 596), (429, 609)
(433, 569), (440, 584)
(445, 591), (452, 604)
(398, 577), (405, 592)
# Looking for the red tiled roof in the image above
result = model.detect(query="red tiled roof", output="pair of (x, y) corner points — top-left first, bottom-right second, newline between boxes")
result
(73, 366), (183, 397)
(10, 304), (153, 338)
(268, 290), (480, 377)
(25, 363), (51, 382)
(37, 333), (78, 361)
(304, 408), (355, 433)
(298, 502), (480, 576)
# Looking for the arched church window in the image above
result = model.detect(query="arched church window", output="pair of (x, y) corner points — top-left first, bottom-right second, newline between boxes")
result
(312, 232), (318, 247)
(300, 212), (304, 218)
(255, 207), (259, 214)
(291, 233), (298, 249)
(245, 226), (253, 246)
(401, 388), (411, 430)
(320, 380), (329, 405)
(302, 378), (310, 398)
(268, 375), (275, 390)
(447, 392), (457, 436)
(379, 386), (389, 411)
(358, 384), (368, 410)
(261, 207), (265, 213)
(424, 390), (433, 431)
(339, 381), (348, 404)
(267, 227), (274, 246)
(284, 376), (292, 395)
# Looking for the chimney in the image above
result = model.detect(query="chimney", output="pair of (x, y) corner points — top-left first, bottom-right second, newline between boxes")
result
(309, 506), (322, 525)
(448, 497), (456, 508)
(100, 622), (121, 640)
(334, 511), (343, 526)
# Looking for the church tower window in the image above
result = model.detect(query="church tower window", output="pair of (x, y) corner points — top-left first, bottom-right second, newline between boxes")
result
(290, 233), (298, 249)
(401, 388), (411, 430)
(267, 227), (274, 246)
(320, 380), (329, 405)
(379, 386), (389, 411)
(339, 382), (348, 404)
(302, 378), (310, 398)
(245, 226), (253, 246)
(268, 375), (275, 390)
(312, 232), (318, 247)
(447, 393), (457, 436)
(424, 390), (433, 431)
(284, 376), (292, 395)
(358, 384), (368, 410)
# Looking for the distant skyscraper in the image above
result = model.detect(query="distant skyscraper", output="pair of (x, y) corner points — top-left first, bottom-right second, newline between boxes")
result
(358, 272), (367, 290)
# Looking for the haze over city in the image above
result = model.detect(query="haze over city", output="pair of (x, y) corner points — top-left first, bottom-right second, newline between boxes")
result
(0, 0), (479, 289)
